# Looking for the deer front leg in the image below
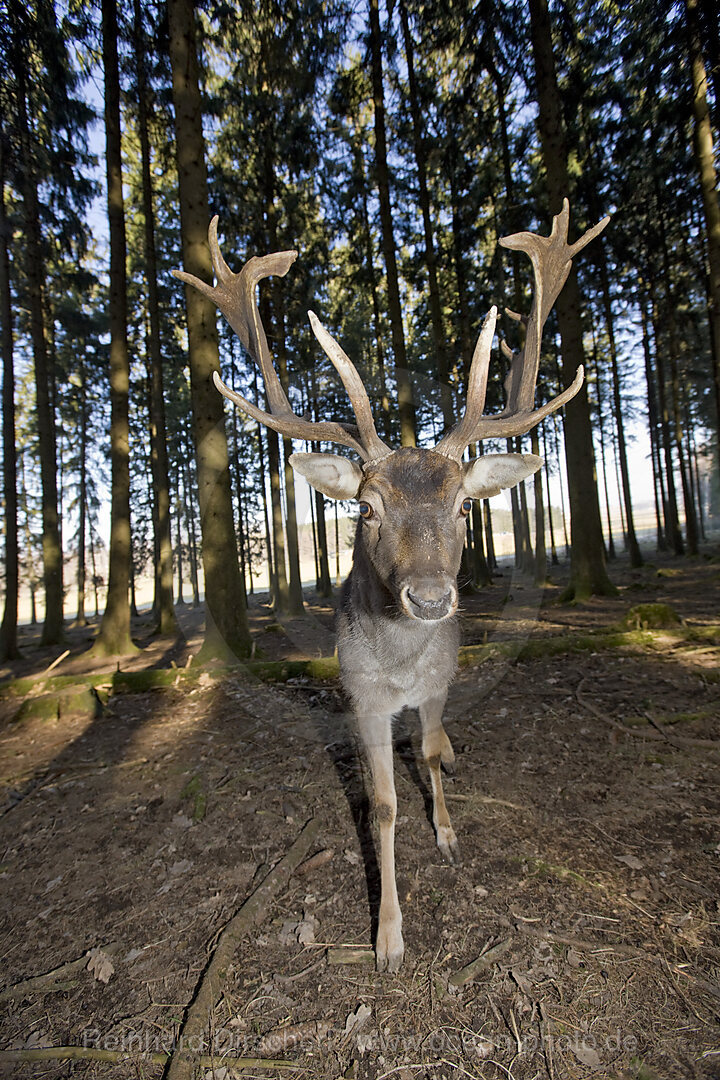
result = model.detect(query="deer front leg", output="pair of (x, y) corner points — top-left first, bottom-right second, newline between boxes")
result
(420, 692), (459, 865)
(358, 713), (404, 973)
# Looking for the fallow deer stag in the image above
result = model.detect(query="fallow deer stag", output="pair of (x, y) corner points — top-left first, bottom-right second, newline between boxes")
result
(174, 199), (608, 972)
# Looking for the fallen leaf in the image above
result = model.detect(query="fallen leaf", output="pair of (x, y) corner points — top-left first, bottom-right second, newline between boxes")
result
(344, 1003), (371, 1036)
(615, 854), (643, 870)
(571, 1043), (602, 1067)
(86, 947), (115, 984)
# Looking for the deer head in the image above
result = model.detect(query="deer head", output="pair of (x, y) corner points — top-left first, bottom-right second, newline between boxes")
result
(173, 202), (608, 620)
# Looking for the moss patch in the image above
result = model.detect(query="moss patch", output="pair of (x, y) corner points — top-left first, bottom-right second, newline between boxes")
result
(621, 603), (681, 630)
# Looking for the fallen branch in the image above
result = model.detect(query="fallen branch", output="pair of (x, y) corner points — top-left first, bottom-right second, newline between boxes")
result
(514, 920), (656, 961)
(576, 678), (719, 750)
(0, 943), (122, 1002)
(448, 938), (513, 987)
(0, 1046), (302, 1069)
(165, 817), (320, 1080)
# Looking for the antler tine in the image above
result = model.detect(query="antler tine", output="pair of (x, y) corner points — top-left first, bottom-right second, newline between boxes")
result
(435, 200), (609, 459)
(308, 312), (392, 462)
(435, 307), (498, 459)
(173, 217), (381, 461)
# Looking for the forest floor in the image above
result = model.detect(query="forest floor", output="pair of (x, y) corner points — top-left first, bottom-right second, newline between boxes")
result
(1, 545), (719, 1080)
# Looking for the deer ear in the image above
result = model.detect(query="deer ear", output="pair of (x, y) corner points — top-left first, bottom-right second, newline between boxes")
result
(463, 453), (542, 499)
(289, 452), (364, 500)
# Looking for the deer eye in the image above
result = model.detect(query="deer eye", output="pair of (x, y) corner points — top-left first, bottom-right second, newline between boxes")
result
(358, 502), (373, 519)
(460, 498), (473, 516)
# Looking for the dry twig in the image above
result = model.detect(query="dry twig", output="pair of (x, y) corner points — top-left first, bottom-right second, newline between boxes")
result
(164, 816), (320, 1080)
(576, 678), (719, 749)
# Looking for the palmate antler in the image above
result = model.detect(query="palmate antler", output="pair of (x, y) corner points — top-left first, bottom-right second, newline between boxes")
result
(172, 217), (392, 463)
(434, 199), (609, 459)
(175, 202), (607, 462)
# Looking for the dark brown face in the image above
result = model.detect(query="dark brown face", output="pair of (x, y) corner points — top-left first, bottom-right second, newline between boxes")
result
(356, 447), (471, 621)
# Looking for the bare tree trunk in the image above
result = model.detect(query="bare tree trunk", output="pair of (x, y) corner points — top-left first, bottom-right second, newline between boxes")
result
(334, 501), (341, 586)
(685, 0), (720, 470)
(168, 0), (250, 656)
(15, 53), (63, 645)
(531, 428), (547, 585)
(552, 415), (571, 556)
(656, 207), (699, 555)
(94, 0), (134, 656)
(0, 126), (20, 659)
(592, 350), (616, 559)
(353, 135), (391, 435)
(398, 0), (452, 431)
(134, 0), (176, 637)
(528, 0), (614, 599)
(597, 256), (642, 565)
(76, 358), (88, 626)
(541, 426), (559, 565)
(184, 460), (200, 608)
(648, 284), (684, 555)
(483, 501), (497, 570)
(175, 473), (185, 605)
(368, 0), (416, 445)
(639, 294), (668, 551)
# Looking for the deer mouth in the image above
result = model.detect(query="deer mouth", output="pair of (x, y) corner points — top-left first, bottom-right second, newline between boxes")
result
(400, 582), (458, 622)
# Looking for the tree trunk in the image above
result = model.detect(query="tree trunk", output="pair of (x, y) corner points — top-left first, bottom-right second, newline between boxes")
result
(656, 206), (699, 555)
(648, 283), (684, 555)
(266, 426), (289, 611)
(541, 426), (559, 565)
(597, 254), (642, 565)
(76, 358), (88, 626)
(398, 0), (452, 431)
(168, 0), (251, 656)
(592, 348), (616, 559)
(184, 459), (201, 607)
(175, 473), (185, 604)
(15, 55), (64, 644)
(528, 0), (614, 599)
(531, 428), (547, 585)
(352, 135), (391, 436)
(0, 126), (20, 659)
(685, 0), (720, 470)
(94, 0), (135, 656)
(483, 501), (497, 570)
(134, 0), (177, 637)
(639, 294), (668, 551)
(368, 0), (416, 445)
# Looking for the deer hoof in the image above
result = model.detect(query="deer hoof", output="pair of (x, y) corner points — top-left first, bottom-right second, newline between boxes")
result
(375, 922), (404, 973)
(437, 826), (461, 865)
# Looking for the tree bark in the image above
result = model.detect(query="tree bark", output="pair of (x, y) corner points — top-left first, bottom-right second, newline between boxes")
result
(15, 50), (64, 644)
(597, 254), (642, 565)
(639, 293), (668, 551)
(398, 0), (453, 431)
(368, 0), (416, 445)
(94, 0), (135, 656)
(134, 0), (177, 637)
(528, 0), (615, 599)
(0, 126), (20, 659)
(685, 0), (720, 470)
(76, 357), (88, 626)
(168, 0), (251, 656)
(648, 282), (684, 555)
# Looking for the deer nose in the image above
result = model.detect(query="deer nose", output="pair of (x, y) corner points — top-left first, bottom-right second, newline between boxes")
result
(401, 580), (457, 621)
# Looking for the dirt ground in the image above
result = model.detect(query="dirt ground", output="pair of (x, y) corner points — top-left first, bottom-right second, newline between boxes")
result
(1, 547), (719, 1080)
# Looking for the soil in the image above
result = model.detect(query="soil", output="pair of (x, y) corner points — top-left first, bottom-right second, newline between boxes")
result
(1, 548), (719, 1080)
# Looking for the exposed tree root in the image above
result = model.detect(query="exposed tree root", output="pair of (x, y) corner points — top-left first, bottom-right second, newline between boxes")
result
(164, 816), (320, 1080)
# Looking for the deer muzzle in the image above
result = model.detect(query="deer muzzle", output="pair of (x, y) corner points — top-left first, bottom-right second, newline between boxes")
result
(400, 578), (458, 622)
